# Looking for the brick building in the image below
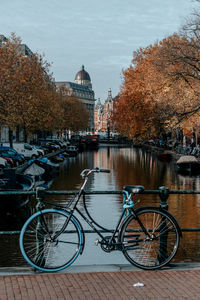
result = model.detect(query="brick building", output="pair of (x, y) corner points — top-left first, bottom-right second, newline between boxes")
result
(94, 88), (115, 133)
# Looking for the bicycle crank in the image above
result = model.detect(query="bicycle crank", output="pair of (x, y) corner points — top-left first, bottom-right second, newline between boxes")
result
(100, 236), (116, 252)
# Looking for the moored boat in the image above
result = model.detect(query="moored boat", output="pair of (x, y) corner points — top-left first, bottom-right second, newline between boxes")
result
(0, 169), (34, 212)
(49, 154), (65, 163)
(21, 157), (59, 181)
(80, 135), (99, 150)
(157, 152), (173, 162)
(65, 145), (78, 157)
(176, 155), (200, 174)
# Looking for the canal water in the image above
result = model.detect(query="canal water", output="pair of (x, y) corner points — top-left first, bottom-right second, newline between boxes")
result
(1, 146), (200, 267)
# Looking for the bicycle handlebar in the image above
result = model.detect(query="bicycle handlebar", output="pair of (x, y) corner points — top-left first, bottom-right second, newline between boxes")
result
(99, 169), (110, 173)
(80, 167), (110, 177)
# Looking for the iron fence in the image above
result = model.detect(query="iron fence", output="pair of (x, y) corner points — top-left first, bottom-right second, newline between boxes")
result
(0, 186), (200, 235)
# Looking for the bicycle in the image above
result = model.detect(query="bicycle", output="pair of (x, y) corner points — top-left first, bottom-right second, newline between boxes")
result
(19, 167), (182, 272)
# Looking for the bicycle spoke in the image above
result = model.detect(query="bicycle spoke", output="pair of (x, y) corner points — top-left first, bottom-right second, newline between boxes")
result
(120, 207), (180, 270)
(20, 209), (82, 271)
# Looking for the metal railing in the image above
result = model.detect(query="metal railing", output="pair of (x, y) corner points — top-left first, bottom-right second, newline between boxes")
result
(0, 186), (200, 235)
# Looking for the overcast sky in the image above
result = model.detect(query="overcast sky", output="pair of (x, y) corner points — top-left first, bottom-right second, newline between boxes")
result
(0, 0), (199, 101)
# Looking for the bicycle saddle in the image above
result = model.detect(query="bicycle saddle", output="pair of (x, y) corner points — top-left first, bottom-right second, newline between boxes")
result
(123, 185), (144, 194)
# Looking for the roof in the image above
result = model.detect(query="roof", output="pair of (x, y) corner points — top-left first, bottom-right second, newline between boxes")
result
(177, 155), (198, 164)
(75, 65), (91, 81)
(17, 44), (33, 56)
(69, 82), (92, 92)
(56, 81), (93, 92)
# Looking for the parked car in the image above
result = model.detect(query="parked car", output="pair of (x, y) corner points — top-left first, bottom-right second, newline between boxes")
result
(37, 140), (60, 152)
(24, 143), (44, 158)
(0, 156), (15, 168)
(0, 147), (25, 166)
(3, 143), (43, 160)
(40, 138), (69, 149)
(148, 139), (156, 146)
(0, 157), (9, 169)
(31, 144), (48, 155)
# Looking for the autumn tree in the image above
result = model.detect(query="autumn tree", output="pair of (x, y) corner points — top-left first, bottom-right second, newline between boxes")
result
(112, 1), (200, 140)
(11, 53), (63, 138)
(112, 44), (166, 138)
(62, 96), (89, 131)
(0, 33), (62, 145)
(144, 36), (200, 127)
(57, 87), (89, 132)
(112, 32), (200, 139)
(153, 0), (200, 123)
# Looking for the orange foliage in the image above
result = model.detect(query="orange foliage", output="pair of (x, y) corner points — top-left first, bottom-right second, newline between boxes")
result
(0, 33), (62, 134)
(112, 33), (200, 138)
(57, 87), (89, 131)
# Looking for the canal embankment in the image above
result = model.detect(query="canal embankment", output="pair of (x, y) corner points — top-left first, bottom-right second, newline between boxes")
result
(1, 261), (200, 276)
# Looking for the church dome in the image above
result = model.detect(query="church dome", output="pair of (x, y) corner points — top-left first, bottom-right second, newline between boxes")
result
(75, 65), (91, 81)
(74, 65), (92, 89)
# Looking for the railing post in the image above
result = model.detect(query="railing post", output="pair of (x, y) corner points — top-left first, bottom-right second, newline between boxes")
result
(158, 186), (170, 263)
(36, 187), (46, 211)
(159, 186), (169, 211)
(35, 187), (47, 269)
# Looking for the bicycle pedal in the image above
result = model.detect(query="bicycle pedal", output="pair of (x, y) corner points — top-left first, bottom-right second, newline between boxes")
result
(94, 239), (99, 246)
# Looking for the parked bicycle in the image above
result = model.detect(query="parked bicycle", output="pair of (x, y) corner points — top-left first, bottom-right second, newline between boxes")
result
(19, 168), (182, 272)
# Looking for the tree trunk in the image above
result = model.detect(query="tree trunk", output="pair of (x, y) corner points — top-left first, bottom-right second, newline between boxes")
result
(24, 127), (27, 143)
(9, 128), (13, 148)
(16, 126), (19, 142)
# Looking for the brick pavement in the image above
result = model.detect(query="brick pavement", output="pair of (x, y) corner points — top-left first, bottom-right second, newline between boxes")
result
(0, 268), (200, 299)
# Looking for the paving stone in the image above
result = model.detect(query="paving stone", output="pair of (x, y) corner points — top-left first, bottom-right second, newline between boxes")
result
(0, 269), (200, 299)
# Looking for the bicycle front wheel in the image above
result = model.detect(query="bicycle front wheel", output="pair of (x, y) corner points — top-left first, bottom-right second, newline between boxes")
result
(120, 207), (180, 270)
(20, 209), (83, 272)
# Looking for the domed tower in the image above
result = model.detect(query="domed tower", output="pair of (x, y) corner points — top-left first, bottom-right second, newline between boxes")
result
(74, 65), (92, 89)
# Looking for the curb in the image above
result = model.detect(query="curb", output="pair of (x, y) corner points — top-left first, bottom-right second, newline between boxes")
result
(1, 262), (200, 276)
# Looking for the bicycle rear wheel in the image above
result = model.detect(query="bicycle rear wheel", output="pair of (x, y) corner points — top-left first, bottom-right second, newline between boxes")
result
(20, 209), (83, 272)
(120, 207), (180, 270)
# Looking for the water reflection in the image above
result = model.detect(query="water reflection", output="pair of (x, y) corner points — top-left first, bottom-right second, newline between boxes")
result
(52, 146), (200, 263)
(1, 146), (200, 266)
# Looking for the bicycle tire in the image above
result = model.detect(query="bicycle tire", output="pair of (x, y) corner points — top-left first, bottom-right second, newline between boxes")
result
(119, 207), (180, 270)
(20, 208), (83, 272)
